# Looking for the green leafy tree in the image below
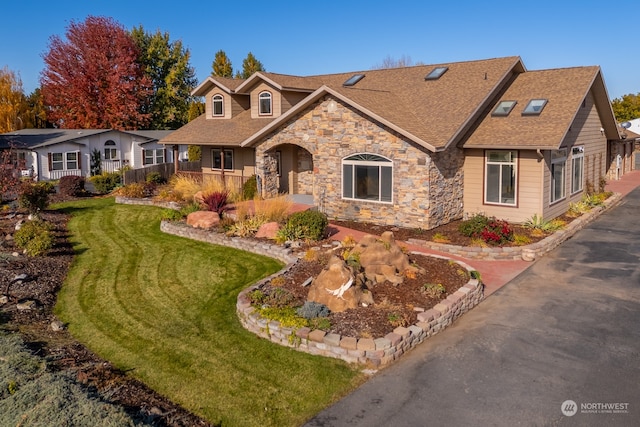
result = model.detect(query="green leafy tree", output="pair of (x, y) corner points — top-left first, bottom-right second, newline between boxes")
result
(40, 16), (152, 130)
(611, 93), (640, 122)
(21, 88), (48, 128)
(211, 50), (233, 78)
(187, 145), (201, 161)
(131, 26), (198, 130)
(236, 52), (265, 79)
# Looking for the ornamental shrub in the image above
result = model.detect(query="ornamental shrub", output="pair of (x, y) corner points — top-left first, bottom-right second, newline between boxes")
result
(296, 301), (330, 319)
(18, 182), (54, 214)
(458, 214), (490, 237)
(146, 171), (164, 184)
(58, 175), (85, 197)
(242, 175), (258, 200)
(89, 172), (121, 194)
(14, 219), (54, 256)
(281, 210), (328, 242)
(480, 219), (513, 245)
(202, 190), (230, 215)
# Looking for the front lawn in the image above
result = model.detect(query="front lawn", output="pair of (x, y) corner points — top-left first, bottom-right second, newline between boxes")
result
(54, 198), (363, 427)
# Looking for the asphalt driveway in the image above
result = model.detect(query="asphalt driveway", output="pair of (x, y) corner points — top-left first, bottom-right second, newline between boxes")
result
(306, 188), (640, 426)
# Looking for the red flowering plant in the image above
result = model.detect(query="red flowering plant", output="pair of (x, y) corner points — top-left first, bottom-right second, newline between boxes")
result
(480, 219), (514, 245)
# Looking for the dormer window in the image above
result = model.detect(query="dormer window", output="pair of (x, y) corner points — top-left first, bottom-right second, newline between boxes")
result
(258, 91), (272, 115)
(522, 99), (548, 115)
(212, 94), (224, 116)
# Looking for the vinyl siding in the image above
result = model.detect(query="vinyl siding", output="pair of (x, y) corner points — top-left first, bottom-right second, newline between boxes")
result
(464, 149), (543, 223)
(281, 90), (310, 113)
(542, 92), (607, 220)
(250, 82), (281, 118)
(201, 147), (255, 177)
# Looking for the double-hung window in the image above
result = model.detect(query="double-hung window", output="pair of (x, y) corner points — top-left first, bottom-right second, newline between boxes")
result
(66, 152), (78, 170)
(212, 148), (233, 170)
(342, 153), (392, 203)
(550, 149), (567, 203)
(144, 149), (164, 165)
(50, 151), (79, 171)
(212, 94), (224, 116)
(258, 91), (272, 115)
(571, 146), (584, 194)
(485, 150), (517, 205)
(51, 153), (64, 171)
(104, 140), (117, 160)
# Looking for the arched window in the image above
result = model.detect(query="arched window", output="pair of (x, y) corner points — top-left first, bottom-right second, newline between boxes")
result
(258, 91), (272, 115)
(342, 153), (393, 203)
(104, 140), (117, 160)
(212, 94), (224, 116)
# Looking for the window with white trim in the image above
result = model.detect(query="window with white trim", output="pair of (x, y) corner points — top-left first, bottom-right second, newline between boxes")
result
(571, 146), (584, 194)
(258, 91), (272, 115)
(144, 149), (165, 165)
(104, 140), (117, 160)
(51, 151), (79, 171)
(342, 153), (392, 203)
(212, 148), (233, 170)
(485, 150), (517, 205)
(550, 149), (567, 203)
(51, 153), (64, 171)
(212, 94), (224, 116)
(66, 152), (78, 170)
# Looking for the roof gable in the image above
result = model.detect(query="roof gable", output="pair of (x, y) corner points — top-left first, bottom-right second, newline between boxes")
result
(463, 66), (620, 150)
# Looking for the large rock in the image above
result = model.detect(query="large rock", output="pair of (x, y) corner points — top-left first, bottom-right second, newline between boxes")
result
(255, 222), (280, 239)
(186, 211), (220, 229)
(307, 256), (361, 312)
(354, 232), (424, 286)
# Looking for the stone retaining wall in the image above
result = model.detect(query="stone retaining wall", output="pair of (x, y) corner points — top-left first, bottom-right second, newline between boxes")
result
(160, 221), (297, 265)
(115, 196), (182, 211)
(407, 192), (622, 261)
(236, 255), (483, 367)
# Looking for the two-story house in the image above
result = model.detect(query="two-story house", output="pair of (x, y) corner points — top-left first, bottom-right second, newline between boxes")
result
(161, 56), (623, 229)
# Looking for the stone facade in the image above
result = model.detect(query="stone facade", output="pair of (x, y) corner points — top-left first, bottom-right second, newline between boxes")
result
(254, 96), (465, 229)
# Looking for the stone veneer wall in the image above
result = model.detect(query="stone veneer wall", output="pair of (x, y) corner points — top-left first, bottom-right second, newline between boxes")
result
(237, 254), (483, 367)
(255, 96), (465, 230)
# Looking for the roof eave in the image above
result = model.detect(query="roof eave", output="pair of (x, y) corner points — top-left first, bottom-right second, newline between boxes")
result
(234, 72), (282, 94)
(192, 77), (235, 96)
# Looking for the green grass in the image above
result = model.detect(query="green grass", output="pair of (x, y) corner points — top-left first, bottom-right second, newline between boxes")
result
(54, 198), (363, 427)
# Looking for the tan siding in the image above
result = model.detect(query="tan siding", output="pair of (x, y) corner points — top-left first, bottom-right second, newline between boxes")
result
(543, 92), (608, 220)
(231, 94), (250, 117)
(250, 82), (281, 118)
(281, 91), (309, 113)
(204, 88), (231, 119)
(201, 146), (255, 177)
(464, 149), (543, 223)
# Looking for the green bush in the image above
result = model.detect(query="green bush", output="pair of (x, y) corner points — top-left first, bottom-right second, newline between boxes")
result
(14, 220), (54, 256)
(146, 171), (165, 184)
(279, 210), (328, 242)
(161, 208), (185, 221)
(89, 172), (121, 194)
(18, 182), (54, 214)
(458, 214), (490, 237)
(242, 175), (258, 200)
(296, 301), (330, 319)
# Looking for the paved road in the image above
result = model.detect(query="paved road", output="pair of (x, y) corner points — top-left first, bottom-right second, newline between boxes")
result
(306, 189), (640, 427)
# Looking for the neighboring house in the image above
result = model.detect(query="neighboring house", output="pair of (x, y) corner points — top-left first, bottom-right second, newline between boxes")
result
(0, 129), (187, 181)
(160, 56), (624, 229)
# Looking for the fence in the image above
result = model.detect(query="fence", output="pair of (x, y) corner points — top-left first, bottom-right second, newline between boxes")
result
(122, 161), (202, 185)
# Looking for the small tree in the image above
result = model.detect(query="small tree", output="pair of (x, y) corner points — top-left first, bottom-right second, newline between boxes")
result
(90, 148), (102, 176)
(211, 50), (233, 78)
(18, 182), (54, 214)
(187, 145), (201, 161)
(0, 147), (20, 202)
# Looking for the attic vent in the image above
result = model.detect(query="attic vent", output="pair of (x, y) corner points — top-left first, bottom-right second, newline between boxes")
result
(522, 99), (548, 115)
(492, 100), (517, 116)
(343, 74), (365, 87)
(425, 66), (448, 80)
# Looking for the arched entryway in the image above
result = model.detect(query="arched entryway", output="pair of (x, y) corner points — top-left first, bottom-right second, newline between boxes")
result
(265, 144), (314, 197)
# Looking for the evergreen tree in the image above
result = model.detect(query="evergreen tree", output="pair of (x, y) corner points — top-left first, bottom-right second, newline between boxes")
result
(211, 50), (233, 78)
(239, 52), (265, 79)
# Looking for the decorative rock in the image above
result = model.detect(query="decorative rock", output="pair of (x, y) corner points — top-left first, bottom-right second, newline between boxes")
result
(0, 295), (8, 304)
(255, 222), (280, 239)
(301, 277), (313, 287)
(17, 300), (36, 311)
(15, 220), (23, 231)
(307, 256), (359, 312)
(186, 211), (220, 229)
(51, 320), (65, 331)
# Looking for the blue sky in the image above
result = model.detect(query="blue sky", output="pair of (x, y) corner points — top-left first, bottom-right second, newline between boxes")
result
(2, 0), (637, 100)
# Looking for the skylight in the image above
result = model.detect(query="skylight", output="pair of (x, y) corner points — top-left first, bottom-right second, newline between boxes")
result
(492, 100), (517, 116)
(343, 74), (365, 87)
(522, 99), (548, 115)
(425, 67), (448, 80)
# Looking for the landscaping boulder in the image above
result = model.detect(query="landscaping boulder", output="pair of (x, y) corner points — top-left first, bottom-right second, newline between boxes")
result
(353, 232), (424, 286)
(255, 222), (280, 239)
(186, 211), (220, 229)
(307, 255), (360, 312)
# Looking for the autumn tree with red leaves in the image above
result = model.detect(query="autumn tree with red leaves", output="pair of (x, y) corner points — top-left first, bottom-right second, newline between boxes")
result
(40, 16), (152, 130)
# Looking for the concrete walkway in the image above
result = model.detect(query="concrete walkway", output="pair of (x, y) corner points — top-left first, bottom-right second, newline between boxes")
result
(306, 174), (640, 427)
